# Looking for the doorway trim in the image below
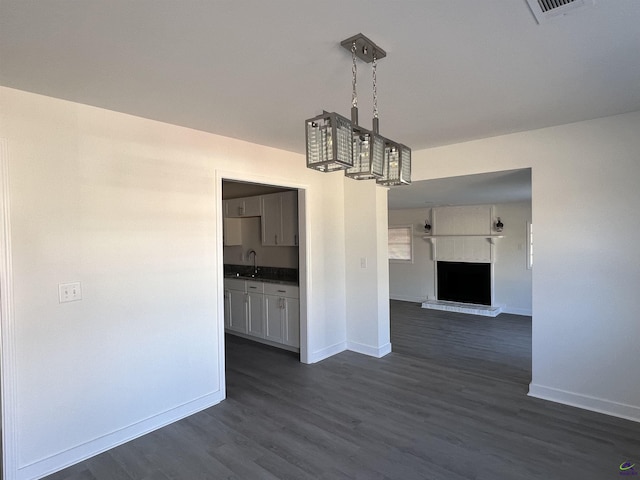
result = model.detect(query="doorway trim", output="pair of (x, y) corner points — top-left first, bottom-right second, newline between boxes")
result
(0, 138), (18, 479)
(215, 169), (310, 365)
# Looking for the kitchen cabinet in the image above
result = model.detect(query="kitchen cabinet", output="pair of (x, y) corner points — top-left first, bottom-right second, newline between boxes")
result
(263, 283), (300, 348)
(280, 191), (298, 246)
(260, 191), (298, 246)
(264, 294), (286, 343)
(246, 281), (265, 338)
(284, 297), (300, 348)
(224, 196), (261, 218)
(260, 193), (281, 246)
(223, 278), (300, 350)
(224, 278), (247, 334)
(223, 218), (243, 246)
(223, 191), (298, 245)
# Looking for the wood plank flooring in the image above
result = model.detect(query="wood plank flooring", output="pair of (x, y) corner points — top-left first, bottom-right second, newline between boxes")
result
(46, 300), (640, 479)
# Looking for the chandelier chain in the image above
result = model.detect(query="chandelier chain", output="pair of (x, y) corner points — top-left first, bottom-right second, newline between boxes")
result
(351, 42), (358, 109)
(372, 54), (378, 119)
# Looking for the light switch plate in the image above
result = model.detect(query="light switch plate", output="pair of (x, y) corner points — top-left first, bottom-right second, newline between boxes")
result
(59, 282), (82, 303)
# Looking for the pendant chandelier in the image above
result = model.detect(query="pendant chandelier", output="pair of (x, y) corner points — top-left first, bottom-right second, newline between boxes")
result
(305, 34), (411, 186)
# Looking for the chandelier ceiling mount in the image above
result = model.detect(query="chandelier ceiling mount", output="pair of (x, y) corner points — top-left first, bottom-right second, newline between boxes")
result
(340, 33), (386, 63)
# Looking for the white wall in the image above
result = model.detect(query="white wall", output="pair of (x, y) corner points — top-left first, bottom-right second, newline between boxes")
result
(388, 208), (435, 302)
(344, 179), (391, 357)
(411, 111), (640, 422)
(493, 202), (532, 315)
(2, 82), (637, 477)
(388, 202), (532, 315)
(0, 86), (377, 479)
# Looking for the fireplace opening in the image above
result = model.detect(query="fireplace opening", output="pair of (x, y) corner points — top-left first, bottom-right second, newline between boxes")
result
(437, 261), (491, 306)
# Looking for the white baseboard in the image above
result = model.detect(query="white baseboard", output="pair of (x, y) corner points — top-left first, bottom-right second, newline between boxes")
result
(528, 383), (640, 424)
(347, 341), (392, 358)
(21, 390), (225, 480)
(309, 341), (346, 363)
(390, 294), (425, 303)
(502, 306), (532, 316)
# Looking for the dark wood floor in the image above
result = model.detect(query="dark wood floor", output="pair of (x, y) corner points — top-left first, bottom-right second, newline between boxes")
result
(46, 300), (640, 479)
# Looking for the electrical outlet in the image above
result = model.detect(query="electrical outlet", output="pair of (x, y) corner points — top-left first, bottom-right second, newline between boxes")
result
(59, 282), (82, 303)
(360, 257), (367, 268)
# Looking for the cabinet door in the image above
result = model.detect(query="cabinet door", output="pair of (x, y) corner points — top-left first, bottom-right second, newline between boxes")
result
(280, 190), (298, 246)
(243, 196), (261, 217)
(225, 198), (245, 217)
(223, 290), (232, 328)
(228, 290), (248, 334)
(283, 297), (300, 347)
(264, 294), (285, 343)
(223, 218), (243, 246)
(261, 193), (282, 246)
(247, 291), (264, 338)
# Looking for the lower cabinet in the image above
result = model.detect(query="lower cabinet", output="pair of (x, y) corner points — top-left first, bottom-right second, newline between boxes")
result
(264, 295), (286, 344)
(264, 285), (300, 348)
(224, 278), (248, 334)
(285, 297), (300, 348)
(247, 281), (265, 338)
(264, 288), (300, 347)
(223, 279), (299, 350)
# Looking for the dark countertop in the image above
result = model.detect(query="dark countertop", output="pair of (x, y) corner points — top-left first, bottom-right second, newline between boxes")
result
(224, 264), (299, 286)
(223, 274), (298, 286)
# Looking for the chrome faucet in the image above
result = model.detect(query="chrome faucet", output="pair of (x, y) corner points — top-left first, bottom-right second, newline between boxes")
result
(247, 249), (257, 275)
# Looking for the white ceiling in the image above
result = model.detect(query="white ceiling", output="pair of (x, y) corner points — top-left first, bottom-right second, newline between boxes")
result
(0, 1), (638, 207)
(387, 169), (531, 210)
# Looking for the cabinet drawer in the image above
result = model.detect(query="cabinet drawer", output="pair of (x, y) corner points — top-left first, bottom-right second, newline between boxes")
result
(224, 278), (246, 292)
(246, 281), (264, 294)
(263, 283), (299, 298)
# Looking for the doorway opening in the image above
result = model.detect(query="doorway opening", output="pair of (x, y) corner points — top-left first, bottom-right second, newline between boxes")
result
(387, 168), (533, 385)
(221, 179), (306, 365)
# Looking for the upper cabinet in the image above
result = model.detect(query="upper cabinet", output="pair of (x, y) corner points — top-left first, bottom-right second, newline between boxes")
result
(223, 191), (298, 246)
(223, 217), (243, 246)
(260, 191), (298, 246)
(261, 193), (281, 246)
(280, 191), (298, 246)
(224, 196), (261, 218)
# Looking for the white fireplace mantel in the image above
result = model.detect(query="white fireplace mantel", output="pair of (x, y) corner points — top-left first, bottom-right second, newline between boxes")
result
(422, 234), (504, 238)
(423, 234), (504, 244)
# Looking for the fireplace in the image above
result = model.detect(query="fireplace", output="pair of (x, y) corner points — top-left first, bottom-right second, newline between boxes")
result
(437, 261), (491, 306)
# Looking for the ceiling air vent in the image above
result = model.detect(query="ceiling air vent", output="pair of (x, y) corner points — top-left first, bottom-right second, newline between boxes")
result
(525, 0), (594, 24)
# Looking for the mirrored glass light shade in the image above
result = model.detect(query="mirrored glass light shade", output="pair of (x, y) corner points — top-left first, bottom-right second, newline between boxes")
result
(377, 141), (412, 186)
(305, 112), (354, 172)
(345, 128), (385, 180)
